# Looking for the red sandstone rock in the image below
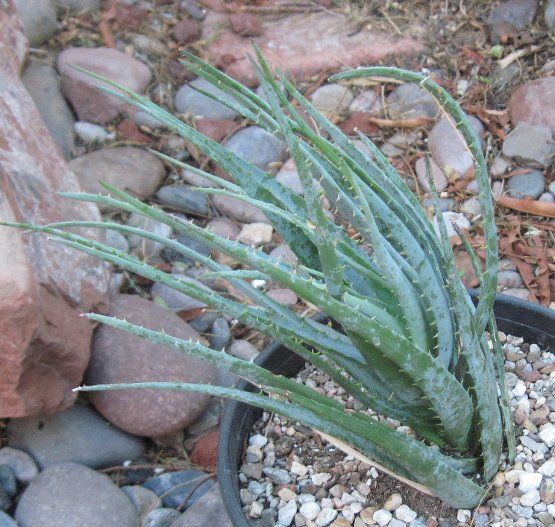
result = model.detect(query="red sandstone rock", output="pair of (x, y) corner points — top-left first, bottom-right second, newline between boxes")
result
(202, 11), (422, 86)
(0, 7), (111, 417)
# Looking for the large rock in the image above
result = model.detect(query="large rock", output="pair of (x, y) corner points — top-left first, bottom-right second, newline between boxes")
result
(0, 16), (110, 418)
(57, 47), (152, 124)
(22, 60), (75, 159)
(508, 77), (555, 133)
(85, 295), (217, 437)
(7, 404), (145, 469)
(202, 10), (422, 86)
(486, 0), (538, 39)
(15, 463), (139, 527)
(1, 1), (28, 75)
(69, 147), (165, 211)
(13, 0), (57, 46)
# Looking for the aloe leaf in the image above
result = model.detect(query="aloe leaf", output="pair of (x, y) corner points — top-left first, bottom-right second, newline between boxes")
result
(76, 380), (486, 508)
(330, 67), (498, 340)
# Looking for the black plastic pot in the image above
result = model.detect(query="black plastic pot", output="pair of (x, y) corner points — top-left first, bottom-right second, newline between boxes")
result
(218, 293), (555, 527)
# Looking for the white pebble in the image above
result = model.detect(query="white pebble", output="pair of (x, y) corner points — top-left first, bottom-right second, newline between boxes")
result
(373, 509), (393, 526)
(539, 425), (555, 447)
(518, 472), (543, 492)
(74, 121), (113, 143)
(311, 473), (332, 486)
(395, 504), (417, 522)
(249, 434), (268, 448)
(383, 492), (403, 511)
(513, 381), (527, 397)
(300, 501), (321, 521)
(250, 501), (263, 518)
(278, 499), (297, 526)
(520, 489), (541, 507)
(290, 461), (308, 477)
(538, 458), (555, 477)
(315, 507), (338, 526)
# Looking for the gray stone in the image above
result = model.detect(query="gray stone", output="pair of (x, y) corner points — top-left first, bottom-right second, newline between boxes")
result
(151, 274), (211, 311)
(349, 89), (379, 113)
(487, 0), (538, 39)
(132, 111), (166, 129)
(170, 484), (231, 526)
(430, 116), (484, 179)
(228, 340), (259, 361)
(415, 157), (447, 192)
(508, 169), (545, 199)
(7, 404), (145, 470)
(156, 185), (209, 216)
(15, 462), (138, 527)
(310, 84), (353, 114)
(85, 295), (216, 437)
(121, 485), (161, 517)
(502, 123), (554, 167)
(143, 508), (181, 527)
(53, 0), (100, 11)
(105, 228), (130, 252)
(162, 232), (211, 265)
(223, 126), (287, 171)
(461, 197), (481, 218)
(181, 168), (219, 188)
(0, 448), (38, 484)
(0, 511), (16, 527)
(276, 159), (303, 195)
(421, 197), (456, 212)
(210, 317), (231, 349)
(278, 500), (297, 526)
(212, 194), (269, 223)
(22, 61), (75, 159)
(0, 466), (16, 498)
(432, 211), (470, 238)
(69, 147), (165, 212)
(174, 78), (238, 120)
(269, 244), (298, 264)
(190, 311), (220, 333)
(263, 467), (291, 484)
(181, 0), (206, 20)
(143, 469), (214, 510)
(13, 0), (57, 46)
(386, 83), (439, 122)
(74, 121), (113, 143)
(539, 192), (555, 202)
(126, 213), (173, 259)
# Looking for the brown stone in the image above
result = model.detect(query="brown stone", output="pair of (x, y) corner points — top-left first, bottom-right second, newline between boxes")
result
(57, 47), (152, 124)
(509, 77), (555, 133)
(85, 295), (218, 437)
(202, 11), (422, 86)
(195, 118), (237, 142)
(172, 17), (202, 44)
(68, 147), (165, 212)
(0, 16), (110, 417)
(189, 430), (219, 469)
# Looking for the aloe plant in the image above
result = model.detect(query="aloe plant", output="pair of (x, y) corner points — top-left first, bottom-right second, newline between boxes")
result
(4, 49), (516, 508)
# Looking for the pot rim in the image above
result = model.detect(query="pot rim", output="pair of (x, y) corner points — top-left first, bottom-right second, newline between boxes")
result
(218, 292), (555, 527)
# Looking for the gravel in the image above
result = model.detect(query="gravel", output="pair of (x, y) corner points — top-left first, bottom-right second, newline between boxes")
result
(238, 333), (555, 526)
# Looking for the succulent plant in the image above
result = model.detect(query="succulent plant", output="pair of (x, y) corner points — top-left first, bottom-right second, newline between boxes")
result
(5, 48), (515, 508)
